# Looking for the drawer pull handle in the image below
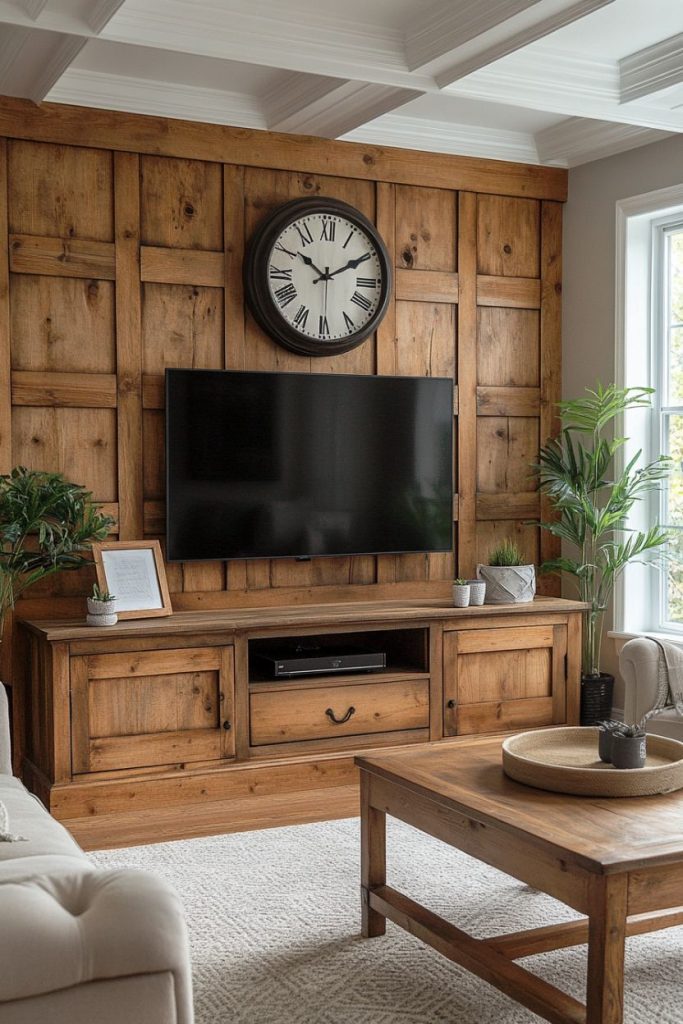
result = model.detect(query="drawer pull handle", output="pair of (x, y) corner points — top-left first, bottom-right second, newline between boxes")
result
(325, 705), (356, 725)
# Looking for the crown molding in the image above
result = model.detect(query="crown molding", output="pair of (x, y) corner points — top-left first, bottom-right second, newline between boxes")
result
(47, 67), (266, 127)
(86, 0), (127, 35)
(344, 112), (542, 164)
(0, 24), (86, 101)
(449, 46), (683, 131)
(405, 0), (539, 71)
(535, 115), (674, 166)
(619, 33), (683, 104)
(18, 0), (47, 19)
(265, 77), (421, 138)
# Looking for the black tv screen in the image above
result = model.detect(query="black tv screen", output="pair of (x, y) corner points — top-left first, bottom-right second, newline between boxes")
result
(166, 369), (453, 562)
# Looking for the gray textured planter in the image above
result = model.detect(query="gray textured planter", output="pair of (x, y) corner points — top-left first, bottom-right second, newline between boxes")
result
(611, 732), (647, 770)
(476, 564), (536, 604)
(466, 580), (486, 605)
(452, 584), (470, 608)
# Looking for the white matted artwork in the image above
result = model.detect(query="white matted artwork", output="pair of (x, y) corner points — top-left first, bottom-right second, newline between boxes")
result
(92, 540), (172, 619)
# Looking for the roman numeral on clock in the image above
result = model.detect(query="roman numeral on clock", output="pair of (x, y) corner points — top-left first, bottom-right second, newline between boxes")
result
(343, 312), (355, 332)
(274, 283), (297, 308)
(293, 221), (314, 247)
(293, 305), (309, 330)
(319, 315), (330, 338)
(320, 219), (336, 242)
(269, 265), (293, 281)
(350, 291), (372, 312)
(356, 277), (377, 289)
(342, 230), (354, 249)
(274, 242), (297, 259)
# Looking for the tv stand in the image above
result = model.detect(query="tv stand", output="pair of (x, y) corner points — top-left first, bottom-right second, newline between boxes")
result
(17, 597), (584, 850)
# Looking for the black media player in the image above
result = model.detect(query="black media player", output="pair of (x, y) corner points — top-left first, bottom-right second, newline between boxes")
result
(252, 642), (386, 679)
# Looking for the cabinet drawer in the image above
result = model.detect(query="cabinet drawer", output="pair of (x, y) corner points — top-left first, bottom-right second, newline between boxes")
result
(250, 678), (429, 746)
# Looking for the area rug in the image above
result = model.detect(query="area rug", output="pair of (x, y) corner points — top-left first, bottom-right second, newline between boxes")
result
(91, 817), (682, 1023)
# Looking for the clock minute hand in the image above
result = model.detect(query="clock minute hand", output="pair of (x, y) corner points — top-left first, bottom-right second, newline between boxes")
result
(326, 252), (372, 279)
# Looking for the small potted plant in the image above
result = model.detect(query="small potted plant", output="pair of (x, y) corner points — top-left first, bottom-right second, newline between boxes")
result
(466, 578), (486, 605)
(452, 578), (470, 608)
(610, 723), (647, 770)
(86, 583), (117, 626)
(477, 538), (535, 604)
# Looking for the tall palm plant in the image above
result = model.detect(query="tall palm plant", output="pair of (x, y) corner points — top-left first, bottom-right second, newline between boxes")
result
(536, 384), (671, 677)
(0, 467), (114, 643)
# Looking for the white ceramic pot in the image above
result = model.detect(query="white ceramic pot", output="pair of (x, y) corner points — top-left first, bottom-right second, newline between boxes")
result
(452, 584), (471, 608)
(466, 580), (486, 605)
(86, 612), (118, 627)
(86, 597), (118, 626)
(476, 564), (536, 604)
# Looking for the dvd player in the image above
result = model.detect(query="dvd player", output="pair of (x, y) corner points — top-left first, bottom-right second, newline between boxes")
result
(252, 643), (386, 679)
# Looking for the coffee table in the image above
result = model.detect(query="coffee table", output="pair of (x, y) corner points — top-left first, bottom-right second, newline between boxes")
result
(356, 735), (683, 1024)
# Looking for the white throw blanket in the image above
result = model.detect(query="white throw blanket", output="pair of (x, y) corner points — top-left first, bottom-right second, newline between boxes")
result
(0, 800), (27, 842)
(651, 638), (683, 714)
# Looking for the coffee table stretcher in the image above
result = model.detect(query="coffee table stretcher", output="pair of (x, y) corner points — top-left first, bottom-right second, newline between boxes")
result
(358, 754), (683, 1024)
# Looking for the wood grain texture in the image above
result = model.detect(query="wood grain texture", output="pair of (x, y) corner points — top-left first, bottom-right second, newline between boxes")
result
(0, 98), (567, 201)
(9, 234), (116, 279)
(395, 269), (458, 303)
(457, 193), (477, 579)
(476, 275), (541, 309)
(476, 196), (540, 278)
(0, 139), (10, 472)
(11, 370), (117, 407)
(539, 201), (563, 596)
(140, 246), (224, 286)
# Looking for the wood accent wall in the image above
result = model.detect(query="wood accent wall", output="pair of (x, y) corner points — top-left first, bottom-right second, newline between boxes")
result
(0, 97), (564, 655)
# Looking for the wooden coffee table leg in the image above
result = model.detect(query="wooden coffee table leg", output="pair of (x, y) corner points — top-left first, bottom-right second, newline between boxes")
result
(586, 875), (628, 1024)
(360, 770), (386, 938)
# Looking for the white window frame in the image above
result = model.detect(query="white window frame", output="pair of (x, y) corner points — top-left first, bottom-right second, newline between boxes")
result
(615, 184), (683, 638)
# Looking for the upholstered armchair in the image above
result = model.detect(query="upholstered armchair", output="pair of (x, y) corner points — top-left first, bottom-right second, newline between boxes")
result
(618, 637), (683, 740)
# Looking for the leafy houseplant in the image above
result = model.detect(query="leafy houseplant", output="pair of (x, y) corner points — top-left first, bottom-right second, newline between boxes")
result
(477, 538), (536, 604)
(0, 467), (114, 645)
(536, 384), (671, 722)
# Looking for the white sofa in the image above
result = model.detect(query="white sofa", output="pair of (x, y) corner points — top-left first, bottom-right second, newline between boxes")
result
(0, 683), (194, 1024)
(619, 637), (683, 740)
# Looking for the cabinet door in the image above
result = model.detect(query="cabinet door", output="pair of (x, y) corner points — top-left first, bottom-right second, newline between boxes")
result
(71, 646), (234, 773)
(443, 625), (567, 736)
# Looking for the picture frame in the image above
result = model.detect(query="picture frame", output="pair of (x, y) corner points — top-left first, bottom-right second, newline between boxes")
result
(91, 540), (172, 620)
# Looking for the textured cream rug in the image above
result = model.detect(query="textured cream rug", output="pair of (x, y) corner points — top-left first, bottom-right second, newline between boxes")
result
(91, 817), (682, 1023)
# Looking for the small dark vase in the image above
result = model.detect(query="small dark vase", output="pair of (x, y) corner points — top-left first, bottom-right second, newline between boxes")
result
(580, 673), (614, 726)
(597, 721), (619, 763)
(611, 732), (647, 770)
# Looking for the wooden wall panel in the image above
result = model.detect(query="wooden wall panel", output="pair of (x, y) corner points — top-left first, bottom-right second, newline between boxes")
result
(8, 141), (113, 241)
(0, 99), (564, 619)
(10, 275), (116, 373)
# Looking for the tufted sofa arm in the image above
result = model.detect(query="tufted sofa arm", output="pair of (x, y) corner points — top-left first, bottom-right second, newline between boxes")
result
(0, 683), (11, 776)
(0, 866), (193, 1021)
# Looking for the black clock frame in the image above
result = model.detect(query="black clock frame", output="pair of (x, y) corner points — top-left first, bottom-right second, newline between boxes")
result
(243, 196), (393, 357)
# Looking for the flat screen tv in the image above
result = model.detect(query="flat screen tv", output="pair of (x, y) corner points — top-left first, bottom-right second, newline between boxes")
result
(166, 369), (453, 562)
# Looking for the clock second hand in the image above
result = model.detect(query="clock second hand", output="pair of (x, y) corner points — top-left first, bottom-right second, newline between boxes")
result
(323, 269), (329, 321)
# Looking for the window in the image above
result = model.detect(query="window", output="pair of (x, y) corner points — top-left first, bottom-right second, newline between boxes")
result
(615, 188), (683, 637)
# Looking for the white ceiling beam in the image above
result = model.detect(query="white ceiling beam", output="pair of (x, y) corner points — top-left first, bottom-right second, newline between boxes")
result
(0, 0), (125, 35)
(619, 33), (683, 104)
(406, 0), (615, 87)
(0, 25), (85, 100)
(49, 67), (267, 127)
(265, 77), (422, 139)
(86, 0), (128, 35)
(18, 0), (48, 19)
(535, 115), (674, 166)
(448, 47), (683, 132)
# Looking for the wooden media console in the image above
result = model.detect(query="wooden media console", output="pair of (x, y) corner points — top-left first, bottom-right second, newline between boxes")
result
(18, 596), (584, 849)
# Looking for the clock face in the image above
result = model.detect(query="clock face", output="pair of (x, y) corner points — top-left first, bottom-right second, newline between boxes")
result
(266, 212), (384, 343)
(244, 197), (392, 357)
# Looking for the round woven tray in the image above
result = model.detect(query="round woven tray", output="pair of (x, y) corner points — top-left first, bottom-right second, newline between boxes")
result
(502, 727), (683, 797)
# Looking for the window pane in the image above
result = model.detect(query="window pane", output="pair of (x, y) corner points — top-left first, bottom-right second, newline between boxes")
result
(664, 530), (683, 626)
(664, 414), (683, 525)
(671, 230), (683, 325)
(668, 232), (683, 404)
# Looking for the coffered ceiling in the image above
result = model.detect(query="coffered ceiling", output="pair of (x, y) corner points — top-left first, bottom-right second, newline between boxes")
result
(0, 0), (681, 166)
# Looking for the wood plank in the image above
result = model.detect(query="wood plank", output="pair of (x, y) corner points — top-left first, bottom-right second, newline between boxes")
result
(0, 139), (10, 472)
(250, 678), (429, 746)
(86, 646), (223, 679)
(51, 642), (71, 783)
(369, 886), (585, 1024)
(458, 649), (551, 704)
(140, 246), (224, 286)
(566, 612), (582, 725)
(477, 307), (539, 387)
(586, 874), (627, 1024)
(87, 728), (222, 773)
(114, 152), (143, 540)
(9, 234), (116, 279)
(457, 192), (477, 579)
(476, 385), (540, 416)
(476, 196), (540, 278)
(458, 625), (554, 654)
(395, 268), (459, 303)
(70, 655), (91, 774)
(88, 672), (219, 738)
(11, 370), (117, 407)
(142, 374), (164, 409)
(457, 696), (554, 734)
(628, 862), (683, 914)
(224, 163), (246, 371)
(67, 783), (360, 851)
(375, 180), (397, 586)
(540, 201), (563, 594)
(361, 773), (387, 937)
(395, 185), (457, 271)
(476, 492), (540, 520)
(477, 275), (541, 309)
(487, 907), (683, 960)
(552, 624), (568, 724)
(141, 155), (223, 250)
(0, 98), (568, 202)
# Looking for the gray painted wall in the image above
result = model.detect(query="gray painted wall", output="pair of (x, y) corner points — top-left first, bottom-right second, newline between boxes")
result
(562, 134), (683, 693)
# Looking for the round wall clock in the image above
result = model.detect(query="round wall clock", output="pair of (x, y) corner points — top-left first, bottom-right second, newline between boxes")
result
(244, 197), (392, 357)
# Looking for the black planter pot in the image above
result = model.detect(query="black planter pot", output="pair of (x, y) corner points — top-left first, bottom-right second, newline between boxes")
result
(580, 673), (614, 726)
(611, 732), (647, 770)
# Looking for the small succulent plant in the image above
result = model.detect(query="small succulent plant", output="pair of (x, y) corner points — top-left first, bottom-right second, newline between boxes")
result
(91, 583), (115, 602)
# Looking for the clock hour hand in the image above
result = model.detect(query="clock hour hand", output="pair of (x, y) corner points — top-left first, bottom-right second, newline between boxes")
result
(319, 252), (372, 281)
(298, 252), (329, 280)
